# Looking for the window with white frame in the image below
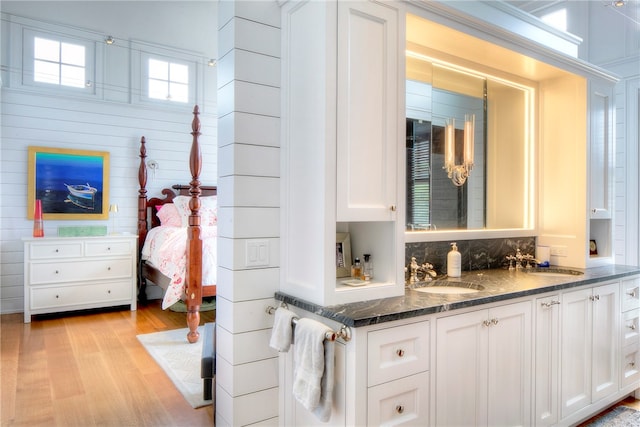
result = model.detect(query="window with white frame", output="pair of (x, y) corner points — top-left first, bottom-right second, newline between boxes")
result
(133, 41), (200, 109)
(22, 28), (96, 94)
(33, 37), (86, 87)
(147, 58), (189, 103)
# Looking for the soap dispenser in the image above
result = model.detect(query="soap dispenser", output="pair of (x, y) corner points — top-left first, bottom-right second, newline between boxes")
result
(447, 242), (461, 277)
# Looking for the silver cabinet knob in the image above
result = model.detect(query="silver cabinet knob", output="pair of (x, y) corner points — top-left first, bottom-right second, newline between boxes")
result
(396, 349), (405, 357)
(483, 320), (491, 327)
(390, 205), (397, 212)
(395, 405), (404, 414)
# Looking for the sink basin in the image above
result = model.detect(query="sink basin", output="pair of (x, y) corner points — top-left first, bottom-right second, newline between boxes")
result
(525, 268), (584, 278)
(412, 281), (485, 295)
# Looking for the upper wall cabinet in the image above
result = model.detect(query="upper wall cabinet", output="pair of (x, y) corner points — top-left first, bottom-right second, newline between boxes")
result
(280, 0), (404, 306)
(336, 1), (399, 222)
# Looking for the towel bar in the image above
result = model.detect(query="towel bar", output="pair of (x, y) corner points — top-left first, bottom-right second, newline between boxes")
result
(266, 304), (352, 342)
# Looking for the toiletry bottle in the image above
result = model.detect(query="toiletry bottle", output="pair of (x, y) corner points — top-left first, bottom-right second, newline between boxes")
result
(363, 254), (373, 281)
(447, 242), (461, 277)
(351, 257), (363, 279)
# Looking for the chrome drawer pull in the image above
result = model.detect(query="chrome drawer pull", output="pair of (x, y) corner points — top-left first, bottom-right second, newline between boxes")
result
(483, 320), (491, 327)
(396, 349), (405, 357)
(55, 270), (59, 274)
(395, 405), (404, 414)
(491, 318), (499, 325)
(628, 290), (638, 298)
(107, 267), (111, 271)
(541, 300), (560, 308)
(55, 249), (59, 253)
(590, 295), (600, 301)
(629, 324), (637, 330)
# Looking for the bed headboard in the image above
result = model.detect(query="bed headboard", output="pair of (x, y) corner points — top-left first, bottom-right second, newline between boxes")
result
(146, 185), (218, 229)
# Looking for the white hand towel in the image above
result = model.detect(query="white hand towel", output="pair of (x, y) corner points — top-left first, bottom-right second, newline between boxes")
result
(312, 338), (335, 422)
(292, 318), (334, 421)
(269, 307), (297, 352)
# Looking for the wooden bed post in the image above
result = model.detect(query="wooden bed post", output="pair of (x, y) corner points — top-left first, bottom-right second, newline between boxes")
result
(185, 105), (203, 343)
(137, 136), (148, 303)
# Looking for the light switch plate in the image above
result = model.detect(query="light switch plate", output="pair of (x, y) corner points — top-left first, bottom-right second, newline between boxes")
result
(245, 239), (269, 267)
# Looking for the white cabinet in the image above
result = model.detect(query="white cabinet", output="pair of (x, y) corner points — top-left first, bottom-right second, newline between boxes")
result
(587, 77), (615, 266)
(560, 282), (619, 420)
(23, 235), (137, 323)
(367, 321), (430, 426)
(281, 0), (404, 306)
(621, 276), (640, 389)
(335, 0), (399, 223)
(534, 294), (561, 427)
(435, 301), (531, 427)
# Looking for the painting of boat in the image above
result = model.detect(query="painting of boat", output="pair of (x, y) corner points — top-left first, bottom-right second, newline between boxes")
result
(65, 183), (97, 199)
(64, 183), (97, 210)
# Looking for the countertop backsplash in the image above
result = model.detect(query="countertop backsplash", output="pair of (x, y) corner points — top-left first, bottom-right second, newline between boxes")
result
(405, 236), (536, 276)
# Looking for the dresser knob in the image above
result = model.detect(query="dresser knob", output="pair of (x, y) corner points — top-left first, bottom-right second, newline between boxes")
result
(107, 267), (111, 271)
(55, 295), (59, 299)
(390, 205), (397, 212)
(107, 247), (111, 251)
(395, 405), (404, 414)
(629, 324), (637, 330)
(55, 249), (59, 253)
(108, 290), (111, 294)
(396, 349), (405, 357)
(55, 270), (59, 274)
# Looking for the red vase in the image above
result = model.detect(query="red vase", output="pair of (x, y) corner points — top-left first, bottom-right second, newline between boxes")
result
(33, 199), (44, 237)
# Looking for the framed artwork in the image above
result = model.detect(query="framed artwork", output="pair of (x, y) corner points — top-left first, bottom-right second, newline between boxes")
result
(336, 232), (352, 278)
(27, 146), (110, 220)
(589, 239), (598, 256)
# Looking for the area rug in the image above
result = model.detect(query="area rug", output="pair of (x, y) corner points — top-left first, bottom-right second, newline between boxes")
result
(583, 406), (640, 426)
(137, 327), (212, 409)
(169, 297), (216, 313)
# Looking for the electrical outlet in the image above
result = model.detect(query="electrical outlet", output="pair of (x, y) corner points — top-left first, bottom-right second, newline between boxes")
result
(246, 239), (269, 267)
(550, 246), (568, 257)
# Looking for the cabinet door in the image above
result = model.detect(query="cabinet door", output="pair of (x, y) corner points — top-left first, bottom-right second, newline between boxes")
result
(591, 282), (619, 402)
(487, 301), (532, 427)
(436, 310), (488, 427)
(336, 0), (399, 222)
(560, 287), (592, 418)
(534, 295), (561, 427)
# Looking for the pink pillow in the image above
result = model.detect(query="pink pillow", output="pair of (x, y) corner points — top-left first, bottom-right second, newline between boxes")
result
(174, 195), (217, 227)
(156, 204), (182, 227)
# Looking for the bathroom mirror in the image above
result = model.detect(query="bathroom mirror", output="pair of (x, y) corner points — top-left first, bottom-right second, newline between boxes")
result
(405, 47), (534, 237)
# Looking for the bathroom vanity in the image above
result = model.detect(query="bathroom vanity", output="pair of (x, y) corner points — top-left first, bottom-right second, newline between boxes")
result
(276, 266), (640, 426)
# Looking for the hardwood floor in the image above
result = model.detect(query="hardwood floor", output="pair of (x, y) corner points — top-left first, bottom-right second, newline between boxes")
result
(1, 300), (215, 427)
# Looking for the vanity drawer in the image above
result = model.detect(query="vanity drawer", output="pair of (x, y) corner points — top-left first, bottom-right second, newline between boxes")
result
(367, 371), (429, 426)
(29, 258), (133, 285)
(85, 240), (134, 257)
(368, 321), (429, 386)
(30, 280), (133, 310)
(621, 276), (640, 312)
(622, 309), (640, 348)
(621, 343), (640, 388)
(29, 241), (83, 259)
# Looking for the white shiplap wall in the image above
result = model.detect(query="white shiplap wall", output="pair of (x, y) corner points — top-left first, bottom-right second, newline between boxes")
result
(215, 1), (281, 425)
(0, 2), (218, 314)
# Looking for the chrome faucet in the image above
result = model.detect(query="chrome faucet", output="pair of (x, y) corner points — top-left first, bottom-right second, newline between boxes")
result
(506, 249), (537, 270)
(406, 256), (437, 283)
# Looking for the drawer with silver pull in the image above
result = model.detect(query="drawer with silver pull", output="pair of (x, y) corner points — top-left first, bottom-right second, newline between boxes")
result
(29, 241), (83, 259)
(622, 309), (640, 348)
(85, 240), (134, 257)
(30, 280), (132, 310)
(368, 321), (429, 386)
(29, 258), (132, 285)
(621, 276), (640, 312)
(621, 343), (640, 388)
(367, 371), (429, 426)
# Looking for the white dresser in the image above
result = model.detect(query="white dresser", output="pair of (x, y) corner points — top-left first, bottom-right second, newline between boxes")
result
(23, 235), (137, 323)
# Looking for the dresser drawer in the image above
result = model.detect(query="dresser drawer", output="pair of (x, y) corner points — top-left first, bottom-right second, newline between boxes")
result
(367, 371), (429, 426)
(622, 309), (640, 348)
(622, 276), (640, 312)
(29, 241), (83, 259)
(30, 280), (133, 310)
(368, 321), (429, 386)
(29, 258), (133, 285)
(85, 240), (134, 257)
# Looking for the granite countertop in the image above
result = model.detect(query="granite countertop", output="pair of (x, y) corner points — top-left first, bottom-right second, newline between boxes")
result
(275, 264), (640, 328)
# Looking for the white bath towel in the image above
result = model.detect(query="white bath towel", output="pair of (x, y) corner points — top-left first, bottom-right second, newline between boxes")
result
(269, 307), (297, 352)
(292, 318), (334, 421)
